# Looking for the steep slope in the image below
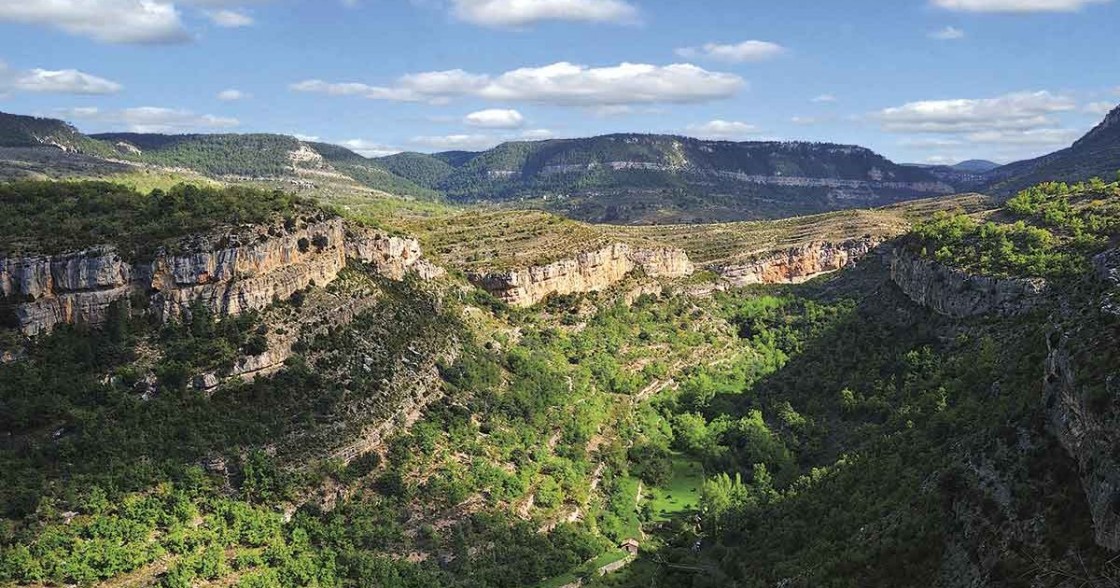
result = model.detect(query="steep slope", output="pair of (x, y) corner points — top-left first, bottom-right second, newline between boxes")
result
(986, 103), (1120, 196)
(0, 112), (115, 156)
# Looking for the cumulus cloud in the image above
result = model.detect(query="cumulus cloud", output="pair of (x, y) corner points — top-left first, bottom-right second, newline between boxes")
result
(450, 0), (638, 28)
(931, 0), (1109, 12)
(686, 120), (760, 140)
(0, 0), (190, 44)
(217, 88), (248, 101)
(464, 108), (525, 128)
(965, 128), (1080, 145)
(206, 8), (253, 27)
(340, 138), (400, 157)
(929, 26), (965, 40)
(293, 62), (744, 107)
(292, 69), (489, 103)
(58, 106), (240, 133)
(409, 134), (503, 151)
(675, 40), (785, 63)
(875, 91), (1076, 133)
(5, 67), (123, 94)
(1085, 101), (1117, 115)
(0, 0), (267, 43)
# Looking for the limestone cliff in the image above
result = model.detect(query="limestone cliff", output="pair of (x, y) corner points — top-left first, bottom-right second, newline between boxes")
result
(717, 238), (877, 287)
(889, 249), (1048, 318)
(1043, 248), (1120, 551)
(468, 244), (694, 307)
(0, 217), (440, 336)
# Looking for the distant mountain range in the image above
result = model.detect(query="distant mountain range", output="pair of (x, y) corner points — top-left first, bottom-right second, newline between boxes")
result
(372, 135), (963, 222)
(0, 103), (1117, 224)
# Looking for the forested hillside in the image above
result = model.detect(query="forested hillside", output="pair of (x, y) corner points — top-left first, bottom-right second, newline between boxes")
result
(1, 177), (1120, 587)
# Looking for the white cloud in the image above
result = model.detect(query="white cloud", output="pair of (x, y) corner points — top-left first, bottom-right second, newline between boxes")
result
(293, 133), (320, 142)
(900, 137), (966, 148)
(7, 67), (122, 94)
(59, 106), (240, 133)
(341, 138), (400, 157)
(293, 62), (744, 107)
(291, 69), (488, 102)
(464, 108), (525, 128)
(217, 88), (248, 101)
(450, 0), (638, 28)
(0, 0), (190, 44)
(686, 119), (760, 140)
(811, 94), (837, 103)
(206, 8), (253, 27)
(520, 128), (555, 140)
(965, 128), (1080, 146)
(932, 0), (1109, 12)
(1085, 101), (1117, 115)
(929, 26), (965, 40)
(875, 91), (1076, 133)
(676, 40), (785, 63)
(410, 134), (502, 151)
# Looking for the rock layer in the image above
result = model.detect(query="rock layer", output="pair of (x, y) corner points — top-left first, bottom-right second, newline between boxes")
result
(1042, 332), (1120, 550)
(717, 238), (878, 287)
(889, 249), (1047, 318)
(1044, 247), (1120, 551)
(1, 218), (439, 336)
(468, 244), (694, 307)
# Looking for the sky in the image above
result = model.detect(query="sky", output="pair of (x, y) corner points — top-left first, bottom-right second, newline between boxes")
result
(0, 0), (1117, 164)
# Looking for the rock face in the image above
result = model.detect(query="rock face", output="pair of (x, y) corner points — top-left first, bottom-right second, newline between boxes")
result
(889, 249), (1047, 318)
(1042, 332), (1120, 550)
(468, 244), (694, 307)
(717, 238), (877, 287)
(1045, 247), (1120, 551)
(0, 218), (439, 336)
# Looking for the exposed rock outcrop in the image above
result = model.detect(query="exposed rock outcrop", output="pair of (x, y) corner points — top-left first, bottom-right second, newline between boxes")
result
(468, 244), (693, 307)
(889, 249), (1047, 318)
(1, 217), (440, 336)
(717, 238), (878, 286)
(1042, 332), (1120, 550)
(1044, 247), (1120, 551)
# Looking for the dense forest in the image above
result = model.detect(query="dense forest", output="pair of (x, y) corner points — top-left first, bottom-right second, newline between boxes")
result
(0, 181), (320, 258)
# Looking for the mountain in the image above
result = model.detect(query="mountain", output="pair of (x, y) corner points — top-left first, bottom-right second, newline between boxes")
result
(951, 159), (1000, 173)
(986, 103), (1120, 196)
(376, 134), (959, 223)
(0, 112), (115, 156)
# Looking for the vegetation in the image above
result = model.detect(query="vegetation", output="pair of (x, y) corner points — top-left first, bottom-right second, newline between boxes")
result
(909, 178), (1120, 278)
(0, 180), (320, 257)
(2, 177), (1119, 587)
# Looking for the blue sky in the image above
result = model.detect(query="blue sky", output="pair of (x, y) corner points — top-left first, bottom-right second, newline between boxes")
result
(0, 0), (1116, 164)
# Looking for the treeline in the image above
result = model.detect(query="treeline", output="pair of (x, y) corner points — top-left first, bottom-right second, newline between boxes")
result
(0, 180), (319, 258)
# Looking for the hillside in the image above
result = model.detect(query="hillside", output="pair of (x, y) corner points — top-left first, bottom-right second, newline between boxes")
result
(0, 112), (115, 156)
(985, 103), (1120, 196)
(91, 132), (440, 200)
(377, 134), (960, 224)
(1, 178), (1119, 587)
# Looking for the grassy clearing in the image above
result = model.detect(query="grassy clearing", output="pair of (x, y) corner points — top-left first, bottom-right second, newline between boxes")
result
(644, 457), (704, 522)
